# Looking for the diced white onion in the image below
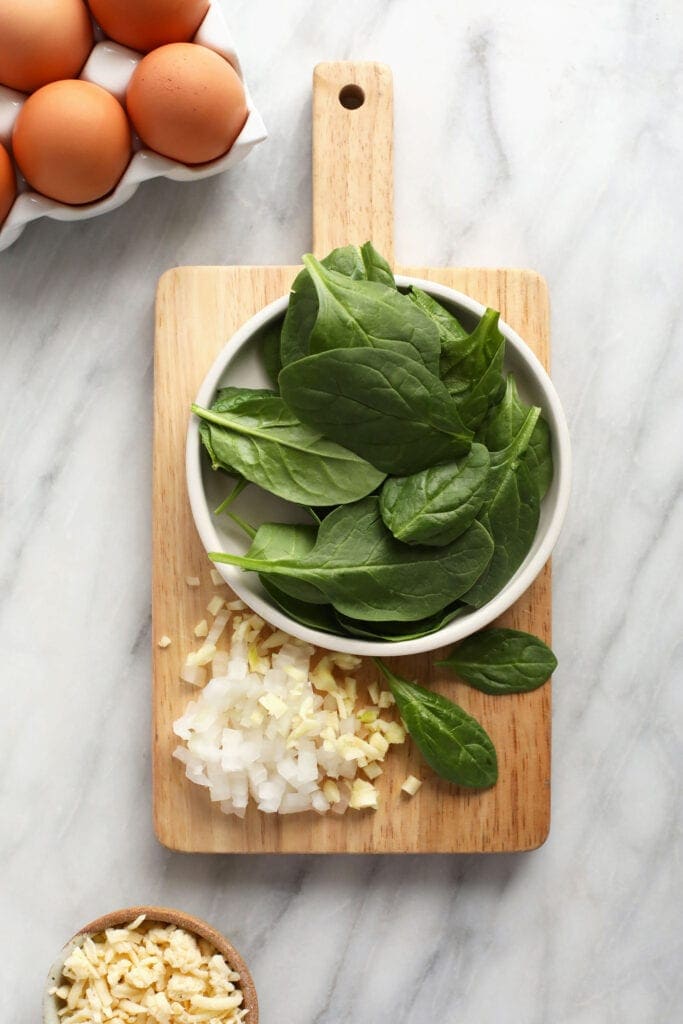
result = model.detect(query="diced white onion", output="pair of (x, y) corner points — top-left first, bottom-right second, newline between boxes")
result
(180, 664), (207, 688)
(173, 606), (405, 816)
(206, 611), (230, 647)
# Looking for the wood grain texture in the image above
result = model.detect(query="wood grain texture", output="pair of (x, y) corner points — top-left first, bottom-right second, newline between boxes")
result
(313, 62), (394, 260)
(152, 264), (551, 854)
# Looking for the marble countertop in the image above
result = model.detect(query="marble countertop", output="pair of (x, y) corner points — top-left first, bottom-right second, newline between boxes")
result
(1, 1), (680, 1021)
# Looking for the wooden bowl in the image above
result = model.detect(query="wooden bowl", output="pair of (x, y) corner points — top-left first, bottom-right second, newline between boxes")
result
(43, 905), (258, 1024)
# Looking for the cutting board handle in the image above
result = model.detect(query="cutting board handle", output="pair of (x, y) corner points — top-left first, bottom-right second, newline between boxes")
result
(312, 62), (394, 263)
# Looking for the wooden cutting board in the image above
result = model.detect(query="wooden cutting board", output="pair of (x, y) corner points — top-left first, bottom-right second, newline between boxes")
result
(152, 62), (551, 853)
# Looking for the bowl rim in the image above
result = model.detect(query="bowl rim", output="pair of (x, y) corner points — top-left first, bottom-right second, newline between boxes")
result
(186, 274), (572, 656)
(43, 905), (258, 1024)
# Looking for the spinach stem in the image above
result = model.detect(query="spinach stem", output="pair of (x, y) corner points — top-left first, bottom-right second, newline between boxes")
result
(227, 510), (257, 539)
(213, 477), (248, 516)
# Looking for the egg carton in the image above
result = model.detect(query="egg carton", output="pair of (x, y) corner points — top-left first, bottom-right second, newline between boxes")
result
(0, 1), (267, 253)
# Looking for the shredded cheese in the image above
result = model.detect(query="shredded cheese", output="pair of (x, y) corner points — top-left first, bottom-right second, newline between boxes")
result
(50, 916), (246, 1024)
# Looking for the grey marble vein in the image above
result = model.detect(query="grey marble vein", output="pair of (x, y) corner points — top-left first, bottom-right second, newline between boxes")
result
(1, 1), (682, 1021)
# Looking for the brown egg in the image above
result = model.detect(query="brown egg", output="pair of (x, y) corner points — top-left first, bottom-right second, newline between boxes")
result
(13, 80), (132, 205)
(127, 44), (247, 165)
(87, 0), (209, 53)
(0, 0), (93, 94)
(0, 144), (17, 224)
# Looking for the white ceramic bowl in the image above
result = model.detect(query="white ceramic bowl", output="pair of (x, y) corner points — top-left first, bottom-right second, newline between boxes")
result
(0, 2), (266, 253)
(187, 276), (571, 656)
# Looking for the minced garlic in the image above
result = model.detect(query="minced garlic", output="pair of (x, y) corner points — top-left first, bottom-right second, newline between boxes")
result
(349, 778), (379, 810)
(50, 916), (246, 1024)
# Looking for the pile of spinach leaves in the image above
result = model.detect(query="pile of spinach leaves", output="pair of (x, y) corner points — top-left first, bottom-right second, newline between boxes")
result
(194, 244), (560, 789)
(194, 241), (554, 640)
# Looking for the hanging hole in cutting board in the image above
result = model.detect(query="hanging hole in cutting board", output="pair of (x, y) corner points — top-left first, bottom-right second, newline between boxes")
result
(338, 84), (365, 109)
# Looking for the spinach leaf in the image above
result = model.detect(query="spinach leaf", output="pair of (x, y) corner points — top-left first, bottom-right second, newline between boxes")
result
(479, 374), (553, 499)
(198, 420), (227, 473)
(375, 660), (498, 788)
(479, 404), (540, 500)
(461, 407), (541, 608)
(379, 442), (491, 546)
(336, 602), (467, 642)
(260, 318), (284, 389)
(408, 287), (469, 377)
(279, 346), (473, 475)
(523, 416), (553, 500)
(360, 241), (396, 288)
(259, 576), (341, 633)
(469, 459), (538, 607)
(280, 243), (397, 367)
(211, 496), (494, 622)
(235, 518), (311, 555)
(301, 254), (440, 373)
(193, 388), (386, 507)
(437, 628), (557, 694)
(412, 295), (506, 430)
(449, 308), (506, 429)
(242, 521), (329, 604)
(197, 387), (270, 477)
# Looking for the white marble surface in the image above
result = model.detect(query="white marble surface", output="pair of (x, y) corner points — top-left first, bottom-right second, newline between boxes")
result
(1, 1), (681, 1021)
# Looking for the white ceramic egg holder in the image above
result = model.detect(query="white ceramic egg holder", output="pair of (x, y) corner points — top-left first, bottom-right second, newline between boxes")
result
(0, 1), (266, 253)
